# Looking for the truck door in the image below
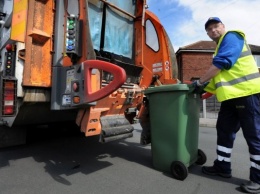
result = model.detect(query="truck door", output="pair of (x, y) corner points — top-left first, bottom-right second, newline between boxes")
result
(136, 10), (178, 88)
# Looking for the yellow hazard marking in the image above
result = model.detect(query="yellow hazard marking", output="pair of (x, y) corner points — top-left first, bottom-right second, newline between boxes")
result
(13, 0), (28, 12)
(10, 0), (28, 42)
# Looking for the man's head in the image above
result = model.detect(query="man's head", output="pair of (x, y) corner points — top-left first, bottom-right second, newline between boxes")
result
(205, 17), (222, 29)
(205, 17), (225, 43)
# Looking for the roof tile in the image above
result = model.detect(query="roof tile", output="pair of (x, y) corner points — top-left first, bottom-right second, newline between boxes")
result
(178, 41), (260, 54)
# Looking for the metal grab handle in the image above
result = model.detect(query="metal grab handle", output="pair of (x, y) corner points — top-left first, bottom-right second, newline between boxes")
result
(83, 60), (126, 103)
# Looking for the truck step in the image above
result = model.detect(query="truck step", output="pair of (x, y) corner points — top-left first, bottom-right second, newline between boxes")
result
(100, 115), (134, 143)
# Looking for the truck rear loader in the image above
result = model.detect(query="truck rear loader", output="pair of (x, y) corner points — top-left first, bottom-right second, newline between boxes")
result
(0, 0), (178, 147)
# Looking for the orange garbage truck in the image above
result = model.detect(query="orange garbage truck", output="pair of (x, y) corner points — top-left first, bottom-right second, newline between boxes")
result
(0, 0), (178, 147)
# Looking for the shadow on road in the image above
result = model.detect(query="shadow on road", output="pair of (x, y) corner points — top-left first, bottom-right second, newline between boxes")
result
(0, 125), (152, 186)
(0, 124), (247, 192)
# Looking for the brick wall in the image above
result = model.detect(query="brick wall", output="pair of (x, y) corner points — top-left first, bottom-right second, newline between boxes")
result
(179, 52), (213, 82)
(177, 50), (219, 119)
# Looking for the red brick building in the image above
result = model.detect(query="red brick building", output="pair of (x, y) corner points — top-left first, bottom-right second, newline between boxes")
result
(176, 41), (260, 82)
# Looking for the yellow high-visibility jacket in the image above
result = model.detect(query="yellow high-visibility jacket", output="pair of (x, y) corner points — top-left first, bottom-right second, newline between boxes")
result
(204, 30), (260, 102)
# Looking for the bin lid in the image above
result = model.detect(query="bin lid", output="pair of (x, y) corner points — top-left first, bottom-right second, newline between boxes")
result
(144, 84), (190, 95)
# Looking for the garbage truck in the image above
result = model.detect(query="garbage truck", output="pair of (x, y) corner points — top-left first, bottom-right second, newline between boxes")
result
(0, 0), (178, 147)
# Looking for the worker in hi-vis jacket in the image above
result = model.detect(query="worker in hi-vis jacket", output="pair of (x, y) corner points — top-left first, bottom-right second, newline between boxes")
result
(193, 17), (260, 194)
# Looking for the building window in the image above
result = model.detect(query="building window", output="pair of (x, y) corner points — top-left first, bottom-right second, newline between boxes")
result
(254, 55), (260, 68)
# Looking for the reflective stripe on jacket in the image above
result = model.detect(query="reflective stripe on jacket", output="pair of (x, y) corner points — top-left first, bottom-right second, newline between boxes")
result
(204, 30), (260, 102)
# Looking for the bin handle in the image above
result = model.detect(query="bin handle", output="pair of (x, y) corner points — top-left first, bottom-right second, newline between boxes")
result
(187, 84), (213, 100)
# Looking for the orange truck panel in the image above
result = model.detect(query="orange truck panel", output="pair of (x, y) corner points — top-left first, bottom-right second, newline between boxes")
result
(22, 0), (54, 87)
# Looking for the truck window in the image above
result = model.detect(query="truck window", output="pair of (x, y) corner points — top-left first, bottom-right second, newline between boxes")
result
(104, 1), (135, 59)
(145, 19), (159, 52)
(88, 1), (103, 51)
(88, 0), (135, 59)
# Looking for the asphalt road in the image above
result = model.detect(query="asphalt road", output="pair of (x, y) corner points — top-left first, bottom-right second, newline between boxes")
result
(0, 124), (250, 194)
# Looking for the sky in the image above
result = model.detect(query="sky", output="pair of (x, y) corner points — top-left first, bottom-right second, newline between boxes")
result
(147, 0), (260, 51)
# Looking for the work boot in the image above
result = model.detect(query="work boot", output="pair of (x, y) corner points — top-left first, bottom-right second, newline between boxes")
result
(202, 166), (232, 178)
(240, 181), (260, 194)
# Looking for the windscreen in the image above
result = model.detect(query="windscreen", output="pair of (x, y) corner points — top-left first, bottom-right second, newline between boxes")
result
(88, 0), (103, 51)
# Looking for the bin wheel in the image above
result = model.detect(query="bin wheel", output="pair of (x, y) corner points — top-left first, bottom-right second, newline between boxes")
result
(170, 161), (188, 180)
(196, 149), (207, 165)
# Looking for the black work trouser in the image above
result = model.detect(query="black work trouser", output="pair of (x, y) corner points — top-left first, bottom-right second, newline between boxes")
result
(214, 93), (260, 184)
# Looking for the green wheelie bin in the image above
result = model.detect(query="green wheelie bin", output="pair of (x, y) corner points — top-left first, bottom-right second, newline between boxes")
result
(144, 84), (207, 180)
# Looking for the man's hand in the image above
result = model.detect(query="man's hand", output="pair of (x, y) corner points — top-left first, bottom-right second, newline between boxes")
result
(192, 80), (203, 87)
(191, 80), (209, 95)
(192, 80), (209, 87)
